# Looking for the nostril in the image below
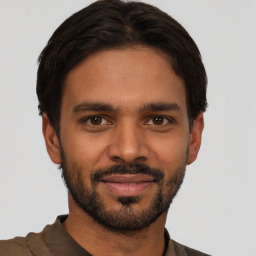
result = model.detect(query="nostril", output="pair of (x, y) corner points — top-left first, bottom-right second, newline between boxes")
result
(134, 156), (147, 163)
(110, 155), (147, 165)
(110, 156), (126, 164)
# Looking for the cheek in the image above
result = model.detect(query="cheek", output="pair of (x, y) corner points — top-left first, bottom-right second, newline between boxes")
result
(60, 126), (109, 170)
(150, 133), (189, 173)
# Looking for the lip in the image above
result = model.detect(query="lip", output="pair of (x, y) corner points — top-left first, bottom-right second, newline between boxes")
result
(101, 174), (155, 196)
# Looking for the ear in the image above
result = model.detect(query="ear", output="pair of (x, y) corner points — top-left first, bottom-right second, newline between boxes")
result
(187, 112), (204, 165)
(42, 114), (61, 164)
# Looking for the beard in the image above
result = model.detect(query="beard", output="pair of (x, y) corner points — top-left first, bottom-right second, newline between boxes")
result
(60, 148), (187, 234)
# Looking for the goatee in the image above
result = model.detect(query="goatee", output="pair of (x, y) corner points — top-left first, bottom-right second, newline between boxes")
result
(60, 148), (187, 234)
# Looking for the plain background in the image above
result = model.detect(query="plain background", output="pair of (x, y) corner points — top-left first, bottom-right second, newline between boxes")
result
(0, 1), (255, 255)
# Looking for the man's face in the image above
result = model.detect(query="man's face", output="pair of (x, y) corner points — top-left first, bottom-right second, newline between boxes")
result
(44, 47), (203, 232)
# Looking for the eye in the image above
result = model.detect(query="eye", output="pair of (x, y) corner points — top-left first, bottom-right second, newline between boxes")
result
(90, 116), (104, 125)
(81, 116), (110, 126)
(152, 116), (165, 125)
(146, 116), (171, 126)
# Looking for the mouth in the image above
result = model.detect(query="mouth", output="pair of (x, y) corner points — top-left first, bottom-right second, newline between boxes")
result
(101, 174), (156, 196)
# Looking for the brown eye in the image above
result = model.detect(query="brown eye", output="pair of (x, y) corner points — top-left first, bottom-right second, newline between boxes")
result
(90, 116), (102, 125)
(152, 116), (164, 125)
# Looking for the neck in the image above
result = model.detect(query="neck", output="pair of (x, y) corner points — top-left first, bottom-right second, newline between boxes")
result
(63, 195), (168, 256)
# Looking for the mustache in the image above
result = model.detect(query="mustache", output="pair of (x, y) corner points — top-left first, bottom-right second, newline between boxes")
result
(91, 163), (164, 183)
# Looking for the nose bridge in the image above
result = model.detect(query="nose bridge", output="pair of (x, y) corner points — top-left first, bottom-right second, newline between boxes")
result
(108, 119), (149, 163)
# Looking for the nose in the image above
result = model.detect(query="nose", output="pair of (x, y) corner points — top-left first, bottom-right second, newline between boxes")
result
(107, 121), (150, 164)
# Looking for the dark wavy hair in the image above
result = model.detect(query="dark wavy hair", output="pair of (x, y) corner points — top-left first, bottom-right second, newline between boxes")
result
(37, 0), (207, 131)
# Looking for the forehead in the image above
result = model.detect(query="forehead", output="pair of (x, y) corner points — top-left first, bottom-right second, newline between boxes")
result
(62, 47), (186, 114)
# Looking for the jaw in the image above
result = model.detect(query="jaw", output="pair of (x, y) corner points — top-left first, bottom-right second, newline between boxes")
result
(66, 191), (169, 234)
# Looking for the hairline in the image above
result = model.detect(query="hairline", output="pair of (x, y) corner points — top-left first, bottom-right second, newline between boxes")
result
(54, 44), (193, 135)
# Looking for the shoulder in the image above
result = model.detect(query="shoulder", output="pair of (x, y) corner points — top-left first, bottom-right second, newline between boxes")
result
(166, 237), (211, 256)
(172, 240), (211, 256)
(0, 216), (67, 256)
(0, 236), (33, 256)
(182, 244), (211, 256)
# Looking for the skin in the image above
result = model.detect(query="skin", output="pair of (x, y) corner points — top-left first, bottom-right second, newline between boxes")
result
(43, 46), (204, 256)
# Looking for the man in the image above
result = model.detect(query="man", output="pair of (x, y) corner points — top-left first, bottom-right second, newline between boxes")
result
(1, 0), (209, 255)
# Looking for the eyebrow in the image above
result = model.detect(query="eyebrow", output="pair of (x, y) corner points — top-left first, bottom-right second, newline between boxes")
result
(139, 102), (181, 112)
(73, 102), (115, 113)
(72, 101), (182, 114)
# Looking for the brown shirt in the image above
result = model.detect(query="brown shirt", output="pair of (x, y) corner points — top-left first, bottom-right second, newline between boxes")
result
(0, 215), (210, 256)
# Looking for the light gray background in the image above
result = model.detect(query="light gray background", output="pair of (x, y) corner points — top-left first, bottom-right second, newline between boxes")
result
(0, 1), (255, 255)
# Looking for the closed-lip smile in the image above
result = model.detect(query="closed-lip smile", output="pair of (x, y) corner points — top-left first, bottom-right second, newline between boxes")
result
(101, 174), (155, 196)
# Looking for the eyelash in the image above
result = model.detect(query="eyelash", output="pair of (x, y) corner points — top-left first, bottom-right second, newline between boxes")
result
(80, 115), (111, 125)
(145, 116), (176, 126)
(80, 115), (175, 126)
